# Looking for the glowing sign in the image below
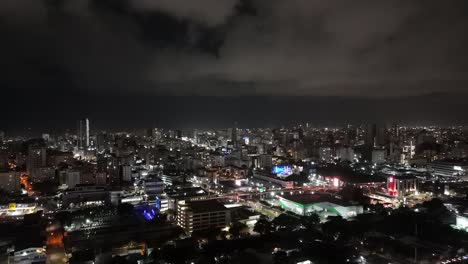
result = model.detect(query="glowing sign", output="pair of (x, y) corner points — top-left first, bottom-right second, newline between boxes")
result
(388, 176), (396, 196)
(273, 165), (292, 177)
(155, 196), (161, 210)
(8, 203), (16, 211)
(235, 179), (242, 186)
(135, 205), (159, 221)
(333, 178), (340, 187)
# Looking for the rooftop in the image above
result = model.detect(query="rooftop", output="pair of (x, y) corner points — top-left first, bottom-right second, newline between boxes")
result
(186, 200), (227, 213)
(278, 193), (353, 207)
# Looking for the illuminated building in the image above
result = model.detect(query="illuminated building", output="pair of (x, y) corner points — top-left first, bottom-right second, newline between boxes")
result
(62, 185), (108, 208)
(26, 144), (46, 182)
(252, 171), (294, 189)
(11, 247), (46, 263)
(430, 160), (468, 178)
(387, 175), (418, 198)
(0, 199), (37, 217)
(277, 193), (363, 218)
(455, 215), (468, 232)
(0, 170), (20, 192)
(319, 147), (333, 163)
(143, 177), (164, 196)
(177, 200), (231, 234)
(77, 118), (90, 149)
(120, 165), (132, 182)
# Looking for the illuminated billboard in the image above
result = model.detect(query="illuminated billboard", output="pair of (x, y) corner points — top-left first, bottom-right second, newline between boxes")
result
(388, 176), (396, 196)
(273, 165), (293, 177)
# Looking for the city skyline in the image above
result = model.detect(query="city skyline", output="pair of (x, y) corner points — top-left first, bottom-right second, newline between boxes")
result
(2, 2), (468, 263)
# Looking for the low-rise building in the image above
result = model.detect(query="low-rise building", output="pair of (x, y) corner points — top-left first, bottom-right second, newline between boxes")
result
(430, 160), (468, 179)
(62, 185), (108, 208)
(252, 171), (294, 189)
(387, 175), (418, 198)
(277, 193), (363, 218)
(177, 200), (231, 234)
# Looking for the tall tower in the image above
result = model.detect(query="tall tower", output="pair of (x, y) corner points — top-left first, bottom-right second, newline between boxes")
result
(27, 142), (46, 181)
(77, 118), (90, 149)
(231, 121), (238, 147)
(365, 124), (376, 147)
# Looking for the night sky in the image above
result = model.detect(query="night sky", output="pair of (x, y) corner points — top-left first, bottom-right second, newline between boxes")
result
(1, 0), (468, 133)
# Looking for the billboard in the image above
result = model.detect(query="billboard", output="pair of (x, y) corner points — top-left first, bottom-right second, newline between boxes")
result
(273, 165), (293, 177)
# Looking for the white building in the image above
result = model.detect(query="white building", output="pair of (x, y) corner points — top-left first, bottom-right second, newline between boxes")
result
(455, 215), (468, 232)
(11, 247), (46, 264)
(177, 200), (231, 234)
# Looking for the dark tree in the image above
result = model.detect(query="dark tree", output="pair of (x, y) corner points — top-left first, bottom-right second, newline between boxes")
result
(253, 216), (273, 235)
(192, 227), (221, 240)
(229, 221), (248, 238)
(117, 203), (134, 216)
(339, 186), (367, 204)
(322, 216), (348, 240)
(299, 213), (320, 230)
(273, 250), (288, 264)
(272, 214), (300, 232)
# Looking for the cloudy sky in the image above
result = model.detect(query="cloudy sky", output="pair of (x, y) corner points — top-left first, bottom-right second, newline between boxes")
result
(1, 0), (468, 132)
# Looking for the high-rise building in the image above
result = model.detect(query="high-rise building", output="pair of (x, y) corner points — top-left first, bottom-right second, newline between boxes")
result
(231, 122), (238, 147)
(27, 145), (46, 181)
(365, 124), (376, 147)
(95, 172), (107, 186)
(0, 170), (21, 192)
(258, 154), (273, 169)
(365, 124), (386, 147)
(77, 118), (90, 149)
(59, 170), (81, 189)
(375, 125), (386, 147)
(120, 165), (132, 182)
(336, 147), (355, 162)
(319, 147), (333, 163)
(372, 149), (386, 164)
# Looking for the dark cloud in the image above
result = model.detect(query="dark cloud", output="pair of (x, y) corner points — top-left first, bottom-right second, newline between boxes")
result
(2, 0), (468, 96)
(1, 0), (468, 131)
(130, 0), (238, 26)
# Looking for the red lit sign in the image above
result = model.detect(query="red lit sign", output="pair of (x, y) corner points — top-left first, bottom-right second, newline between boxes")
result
(388, 176), (396, 196)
